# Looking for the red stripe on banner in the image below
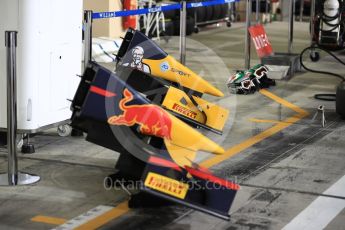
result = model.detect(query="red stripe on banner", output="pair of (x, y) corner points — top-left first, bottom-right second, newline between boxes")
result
(149, 156), (182, 172)
(248, 24), (273, 58)
(90, 86), (116, 97)
(185, 166), (240, 190)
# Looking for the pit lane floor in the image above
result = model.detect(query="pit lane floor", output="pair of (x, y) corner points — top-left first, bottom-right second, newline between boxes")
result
(0, 21), (344, 230)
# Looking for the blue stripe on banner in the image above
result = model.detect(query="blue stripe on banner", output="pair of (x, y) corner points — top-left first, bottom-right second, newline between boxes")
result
(92, 0), (238, 19)
(188, 0), (237, 8)
(92, 3), (180, 19)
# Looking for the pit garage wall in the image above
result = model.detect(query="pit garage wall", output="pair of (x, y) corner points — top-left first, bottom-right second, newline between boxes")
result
(83, 0), (126, 38)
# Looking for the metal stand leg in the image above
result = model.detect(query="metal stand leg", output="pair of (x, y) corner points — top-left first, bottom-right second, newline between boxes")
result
(265, 0), (269, 23)
(180, 0), (187, 65)
(226, 2), (232, 27)
(309, 0), (319, 59)
(311, 105), (326, 127)
(245, 0), (252, 69)
(310, 0), (316, 46)
(256, 0), (260, 24)
(319, 105), (326, 127)
(0, 31), (40, 186)
(232, 2), (237, 22)
(83, 10), (93, 71)
(280, 0), (284, 21)
(299, 0), (304, 22)
(288, 0), (294, 53)
(194, 10), (199, 33)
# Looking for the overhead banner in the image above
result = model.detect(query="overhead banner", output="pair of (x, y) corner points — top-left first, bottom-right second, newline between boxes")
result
(92, 0), (239, 19)
(248, 24), (273, 58)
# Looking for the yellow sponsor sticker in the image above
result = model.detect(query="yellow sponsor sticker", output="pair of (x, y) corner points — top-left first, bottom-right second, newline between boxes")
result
(144, 172), (189, 199)
(172, 103), (197, 119)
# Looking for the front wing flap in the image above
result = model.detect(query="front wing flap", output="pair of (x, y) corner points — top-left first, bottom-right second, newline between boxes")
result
(141, 156), (239, 220)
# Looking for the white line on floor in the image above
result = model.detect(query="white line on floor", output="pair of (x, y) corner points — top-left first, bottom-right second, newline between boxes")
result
(52, 205), (113, 230)
(282, 175), (345, 230)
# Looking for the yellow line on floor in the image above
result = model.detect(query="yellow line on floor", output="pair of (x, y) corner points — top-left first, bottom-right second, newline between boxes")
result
(31, 215), (66, 225)
(259, 89), (309, 116)
(200, 114), (306, 168)
(73, 201), (129, 230)
(32, 89), (309, 229)
(200, 89), (309, 168)
(249, 118), (286, 124)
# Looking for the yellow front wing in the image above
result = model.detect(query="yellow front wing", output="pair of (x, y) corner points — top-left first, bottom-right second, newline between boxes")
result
(162, 87), (229, 133)
(143, 55), (224, 97)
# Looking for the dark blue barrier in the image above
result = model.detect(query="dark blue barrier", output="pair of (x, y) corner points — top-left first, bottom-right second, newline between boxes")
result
(92, 0), (238, 19)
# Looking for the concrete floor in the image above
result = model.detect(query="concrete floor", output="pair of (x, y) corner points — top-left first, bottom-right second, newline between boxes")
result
(0, 21), (345, 230)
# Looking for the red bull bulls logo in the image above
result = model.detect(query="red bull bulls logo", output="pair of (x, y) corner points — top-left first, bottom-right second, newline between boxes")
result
(108, 88), (172, 140)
